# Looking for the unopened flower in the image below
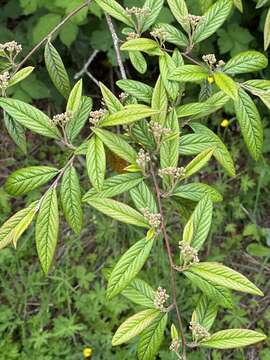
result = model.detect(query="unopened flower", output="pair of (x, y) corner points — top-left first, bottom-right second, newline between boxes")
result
(221, 119), (229, 128)
(0, 71), (10, 89)
(185, 14), (204, 28)
(136, 148), (150, 171)
(126, 6), (150, 16)
(158, 167), (186, 179)
(0, 41), (22, 54)
(89, 109), (107, 126)
(126, 32), (140, 41)
(190, 321), (210, 341)
(179, 241), (199, 267)
(202, 54), (217, 66)
(217, 60), (225, 68)
(150, 27), (168, 43)
(83, 347), (93, 358)
(119, 92), (128, 102)
(149, 121), (171, 141)
(154, 287), (169, 311)
(52, 111), (72, 126)
(142, 208), (161, 228)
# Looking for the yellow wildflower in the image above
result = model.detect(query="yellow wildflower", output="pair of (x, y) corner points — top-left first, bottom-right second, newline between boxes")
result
(83, 347), (93, 358)
(207, 76), (214, 84)
(220, 119), (229, 128)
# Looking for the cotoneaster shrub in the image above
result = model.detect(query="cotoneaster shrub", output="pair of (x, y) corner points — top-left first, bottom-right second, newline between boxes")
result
(0, 0), (269, 359)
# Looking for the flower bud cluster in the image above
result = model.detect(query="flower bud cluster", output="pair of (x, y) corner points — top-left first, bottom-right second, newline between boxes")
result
(0, 71), (10, 90)
(119, 92), (128, 102)
(203, 54), (226, 70)
(126, 6), (150, 16)
(136, 148), (150, 171)
(0, 41), (22, 55)
(52, 111), (73, 126)
(126, 32), (140, 41)
(179, 241), (199, 267)
(150, 27), (168, 43)
(89, 109), (107, 126)
(189, 321), (210, 341)
(185, 14), (204, 28)
(202, 54), (217, 66)
(154, 286), (169, 311)
(158, 167), (186, 179)
(142, 208), (161, 228)
(149, 121), (171, 142)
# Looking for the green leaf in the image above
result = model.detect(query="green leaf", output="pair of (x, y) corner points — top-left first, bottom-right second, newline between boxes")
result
(246, 243), (270, 257)
(0, 201), (38, 250)
(224, 51), (268, 75)
(100, 104), (159, 127)
(200, 329), (266, 349)
(66, 96), (93, 142)
(120, 38), (160, 52)
(117, 80), (153, 104)
(167, 0), (190, 33)
(32, 13), (61, 44)
(60, 165), (83, 235)
(112, 309), (160, 346)
(244, 79), (270, 92)
(121, 277), (155, 308)
(170, 65), (209, 82)
(155, 23), (189, 47)
(188, 262), (264, 296)
(191, 295), (218, 331)
(173, 183), (223, 203)
(176, 102), (212, 118)
(59, 21), (79, 47)
(44, 42), (71, 99)
(86, 135), (106, 191)
(107, 237), (154, 299)
(213, 72), (239, 100)
(233, 0), (243, 12)
(191, 91), (230, 120)
(129, 51), (147, 74)
(131, 120), (156, 150)
(83, 173), (143, 201)
(99, 82), (123, 113)
(141, 0), (164, 32)
(189, 195), (213, 250)
(8, 66), (35, 88)
(5, 166), (59, 196)
(190, 123), (236, 177)
(67, 79), (83, 114)
(159, 52), (179, 100)
(93, 128), (137, 163)
(36, 187), (59, 274)
(264, 8), (270, 50)
(179, 134), (217, 155)
(86, 198), (149, 228)
(184, 148), (215, 179)
(3, 113), (27, 154)
(184, 268), (233, 308)
(151, 76), (168, 126)
(193, 0), (233, 43)
(137, 313), (168, 360)
(95, 0), (133, 26)
(130, 181), (158, 213)
(0, 98), (61, 139)
(234, 89), (263, 160)
(160, 110), (179, 188)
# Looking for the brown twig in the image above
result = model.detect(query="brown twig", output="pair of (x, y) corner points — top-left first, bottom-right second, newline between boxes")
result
(16, 0), (92, 72)
(150, 162), (187, 359)
(105, 13), (127, 80)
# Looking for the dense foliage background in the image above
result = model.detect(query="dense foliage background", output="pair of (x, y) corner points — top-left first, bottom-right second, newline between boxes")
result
(0, 0), (269, 359)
